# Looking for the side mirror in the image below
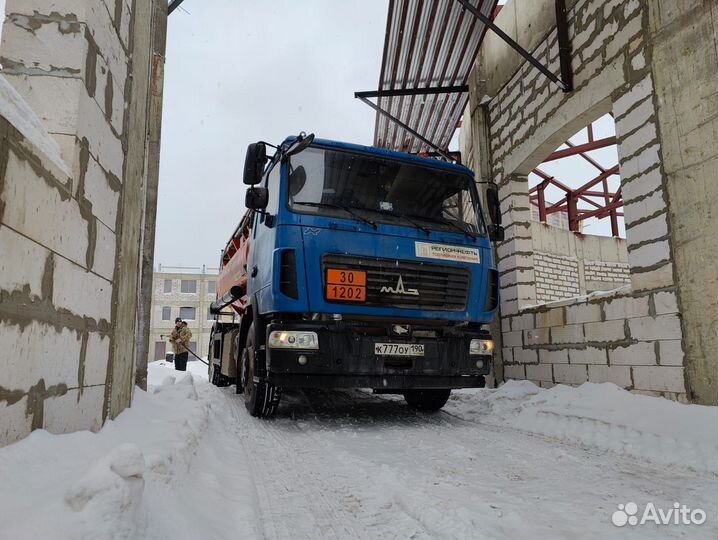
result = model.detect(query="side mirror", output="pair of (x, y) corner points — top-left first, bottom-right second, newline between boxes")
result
(243, 142), (268, 185)
(485, 183), (505, 242)
(485, 183), (502, 225)
(283, 132), (315, 157)
(245, 187), (268, 210)
(488, 224), (505, 242)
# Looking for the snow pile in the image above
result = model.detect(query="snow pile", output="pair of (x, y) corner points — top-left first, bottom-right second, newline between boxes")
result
(447, 381), (718, 474)
(0, 361), (209, 540)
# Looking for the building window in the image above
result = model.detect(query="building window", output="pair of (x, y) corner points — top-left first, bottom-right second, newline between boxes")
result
(163, 279), (172, 293)
(207, 281), (216, 294)
(161, 306), (171, 321)
(207, 307), (215, 320)
(181, 280), (197, 293)
(180, 306), (196, 320)
(189, 342), (197, 354)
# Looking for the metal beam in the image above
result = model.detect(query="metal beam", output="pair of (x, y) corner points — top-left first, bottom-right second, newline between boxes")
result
(572, 165), (620, 196)
(564, 139), (608, 173)
(168, 0), (187, 15)
(355, 85), (469, 99)
(555, 0), (573, 92)
(356, 96), (453, 161)
(456, 0), (571, 92)
(543, 137), (617, 162)
(576, 199), (625, 220)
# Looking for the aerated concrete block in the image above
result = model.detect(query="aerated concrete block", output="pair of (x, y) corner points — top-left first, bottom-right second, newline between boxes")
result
(553, 364), (588, 385)
(632, 366), (685, 393)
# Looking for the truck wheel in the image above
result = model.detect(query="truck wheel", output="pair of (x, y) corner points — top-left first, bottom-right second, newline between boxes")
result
(403, 389), (451, 411)
(242, 323), (281, 418)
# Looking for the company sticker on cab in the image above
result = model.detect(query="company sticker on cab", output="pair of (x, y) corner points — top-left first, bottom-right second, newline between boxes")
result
(415, 242), (481, 264)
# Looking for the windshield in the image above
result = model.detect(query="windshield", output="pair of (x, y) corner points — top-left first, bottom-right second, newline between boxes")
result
(287, 147), (486, 236)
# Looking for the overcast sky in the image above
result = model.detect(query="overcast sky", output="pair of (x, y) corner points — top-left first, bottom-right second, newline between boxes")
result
(154, 0), (620, 270)
(155, 1), (389, 269)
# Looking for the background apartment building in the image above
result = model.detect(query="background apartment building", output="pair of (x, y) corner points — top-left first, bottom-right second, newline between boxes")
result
(148, 265), (220, 364)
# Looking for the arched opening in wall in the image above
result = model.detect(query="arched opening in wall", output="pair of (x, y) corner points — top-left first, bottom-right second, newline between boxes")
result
(528, 114), (631, 305)
(529, 114), (624, 238)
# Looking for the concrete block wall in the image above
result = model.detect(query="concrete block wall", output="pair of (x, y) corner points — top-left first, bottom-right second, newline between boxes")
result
(501, 288), (685, 399)
(0, 93), (111, 443)
(462, 0), (717, 403)
(0, 1), (166, 445)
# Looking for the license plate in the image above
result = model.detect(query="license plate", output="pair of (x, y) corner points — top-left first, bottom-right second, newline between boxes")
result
(326, 268), (366, 302)
(374, 343), (425, 356)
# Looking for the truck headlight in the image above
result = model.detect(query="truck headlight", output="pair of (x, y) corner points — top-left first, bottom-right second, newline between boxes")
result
(268, 330), (319, 350)
(469, 338), (494, 355)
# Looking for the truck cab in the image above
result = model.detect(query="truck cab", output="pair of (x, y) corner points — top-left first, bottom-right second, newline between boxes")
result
(210, 133), (503, 417)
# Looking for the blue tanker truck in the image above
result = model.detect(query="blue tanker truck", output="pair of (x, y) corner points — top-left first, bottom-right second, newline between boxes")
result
(208, 133), (503, 417)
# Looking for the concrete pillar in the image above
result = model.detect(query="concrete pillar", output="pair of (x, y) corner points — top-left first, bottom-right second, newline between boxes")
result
(107, 0), (167, 418)
(135, 0), (168, 392)
(648, 0), (718, 405)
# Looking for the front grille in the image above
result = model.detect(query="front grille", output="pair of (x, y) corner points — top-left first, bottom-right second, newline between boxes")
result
(322, 254), (470, 310)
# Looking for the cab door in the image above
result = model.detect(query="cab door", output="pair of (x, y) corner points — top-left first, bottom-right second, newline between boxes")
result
(248, 161), (281, 314)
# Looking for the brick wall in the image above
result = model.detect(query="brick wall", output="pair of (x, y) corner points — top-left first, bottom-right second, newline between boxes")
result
(531, 224), (631, 303)
(534, 252), (580, 303)
(462, 0), (695, 400)
(584, 260), (630, 288)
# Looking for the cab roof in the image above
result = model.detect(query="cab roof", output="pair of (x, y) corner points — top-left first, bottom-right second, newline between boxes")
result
(280, 135), (474, 177)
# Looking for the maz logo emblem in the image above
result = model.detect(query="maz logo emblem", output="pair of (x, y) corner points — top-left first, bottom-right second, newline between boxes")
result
(380, 275), (419, 296)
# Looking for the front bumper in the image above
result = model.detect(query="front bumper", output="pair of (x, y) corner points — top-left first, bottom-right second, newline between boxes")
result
(265, 320), (491, 389)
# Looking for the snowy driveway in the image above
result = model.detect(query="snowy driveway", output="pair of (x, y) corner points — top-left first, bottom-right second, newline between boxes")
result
(158, 376), (717, 540)
(2, 362), (716, 540)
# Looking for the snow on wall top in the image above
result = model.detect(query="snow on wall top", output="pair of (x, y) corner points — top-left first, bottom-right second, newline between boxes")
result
(0, 74), (70, 176)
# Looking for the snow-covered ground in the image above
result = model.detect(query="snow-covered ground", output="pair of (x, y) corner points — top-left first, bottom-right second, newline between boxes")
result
(1, 360), (716, 540)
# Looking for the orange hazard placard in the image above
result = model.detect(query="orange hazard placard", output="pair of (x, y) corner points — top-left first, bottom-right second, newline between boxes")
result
(326, 269), (366, 286)
(326, 269), (366, 302)
(326, 284), (366, 302)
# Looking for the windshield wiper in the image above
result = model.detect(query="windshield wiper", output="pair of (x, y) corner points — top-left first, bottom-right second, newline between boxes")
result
(374, 210), (431, 235)
(293, 201), (377, 229)
(405, 213), (477, 240)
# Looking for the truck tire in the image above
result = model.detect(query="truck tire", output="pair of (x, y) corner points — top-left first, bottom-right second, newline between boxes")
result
(241, 323), (281, 418)
(403, 389), (451, 411)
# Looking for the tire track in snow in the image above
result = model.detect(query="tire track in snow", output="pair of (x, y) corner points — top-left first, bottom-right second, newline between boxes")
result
(219, 387), (718, 540)
(225, 389), (376, 540)
(291, 389), (718, 540)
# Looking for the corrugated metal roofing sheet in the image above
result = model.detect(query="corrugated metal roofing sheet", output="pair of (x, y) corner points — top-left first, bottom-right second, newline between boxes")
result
(373, 0), (498, 154)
